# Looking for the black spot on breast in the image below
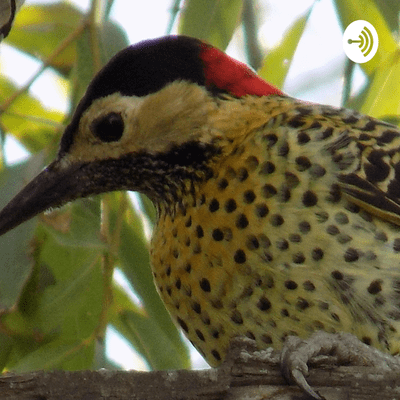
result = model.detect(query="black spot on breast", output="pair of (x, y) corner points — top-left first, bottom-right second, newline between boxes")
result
(289, 233), (301, 243)
(331, 313), (340, 322)
(295, 156), (311, 171)
(243, 190), (256, 204)
(237, 167), (249, 181)
(260, 161), (275, 175)
(334, 212), (349, 225)
(263, 133), (278, 147)
(342, 115), (358, 124)
(303, 280), (316, 291)
(299, 221), (311, 233)
(234, 249), (246, 264)
(293, 252), (305, 264)
(331, 270), (343, 281)
(211, 299), (223, 309)
(211, 329), (220, 338)
(246, 331), (256, 340)
(394, 238), (400, 252)
(288, 116), (306, 128)
(278, 141), (290, 156)
(312, 248), (324, 261)
(262, 184), (277, 198)
(177, 317), (189, 332)
(261, 334), (273, 344)
(225, 198), (237, 213)
(255, 203), (269, 218)
(309, 164), (326, 178)
(285, 280), (298, 290)
(302, 190), (318, 207)
(315, 211), (329, 222)
(257, 296), (271, 311)
(195, 329), (205, 341)
(246, 235), (259, 250)
(318, 127), (333, 140)
(309, 121), (322, 129)
(326, 184), (342, 203)
(270, 214), (284, 226)
(285, 172), (300, 188)
(192, 302), (201, 314)
(326, 225), (339, 235)
(245, 155), (259, 170)
(279, 186), (291, 202)
(231, 310), (243, 324)
(297, 132), (310, 144)
(276, 238), (289, 250)
(211, 349), (221, 360)
(209, 198), (220, 212)
(296, 298), (310, 310)
(196, 225), (204, 238)
(368, 280), (382, 294)
(212, 228), (224, 241)
(217, 178), (228, 190)
(362, 337), (372, 345)
(236, 214), (249, 229)
(374, 231), (388, 242)
(344, 248), (359, 262)
(199, 278), (211, 292)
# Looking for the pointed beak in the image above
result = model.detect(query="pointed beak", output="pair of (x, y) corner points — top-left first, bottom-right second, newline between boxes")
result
(0, 159), (97, 236)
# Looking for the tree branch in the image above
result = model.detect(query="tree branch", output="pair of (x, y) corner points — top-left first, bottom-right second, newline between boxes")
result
(1, 339), (400, 400)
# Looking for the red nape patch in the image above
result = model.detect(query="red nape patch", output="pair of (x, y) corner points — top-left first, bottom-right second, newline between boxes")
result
(199, 43), (284, 97)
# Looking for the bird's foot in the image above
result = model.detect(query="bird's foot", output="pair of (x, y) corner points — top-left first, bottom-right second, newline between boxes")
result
(281, 330), (400, 400)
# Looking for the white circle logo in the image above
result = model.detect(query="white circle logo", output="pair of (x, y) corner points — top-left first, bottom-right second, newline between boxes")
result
(343, 20), (379, 63)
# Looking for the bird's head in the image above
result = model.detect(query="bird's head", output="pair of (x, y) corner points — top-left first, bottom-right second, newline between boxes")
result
(0, 35), (282, 235)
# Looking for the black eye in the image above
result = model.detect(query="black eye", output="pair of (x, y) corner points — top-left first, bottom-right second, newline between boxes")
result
(91, 112), (124, 142)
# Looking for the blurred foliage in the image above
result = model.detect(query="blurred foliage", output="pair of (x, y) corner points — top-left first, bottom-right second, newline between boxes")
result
(0, 0), (399, 374)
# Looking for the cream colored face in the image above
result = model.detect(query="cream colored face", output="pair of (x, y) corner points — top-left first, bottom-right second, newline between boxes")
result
(63, 81), (219, 165)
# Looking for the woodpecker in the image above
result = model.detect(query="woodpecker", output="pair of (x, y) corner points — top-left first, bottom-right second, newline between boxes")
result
(0, 35), (400, 398)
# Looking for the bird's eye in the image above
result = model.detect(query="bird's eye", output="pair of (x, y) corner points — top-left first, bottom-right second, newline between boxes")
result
(91, 112), (124, 142)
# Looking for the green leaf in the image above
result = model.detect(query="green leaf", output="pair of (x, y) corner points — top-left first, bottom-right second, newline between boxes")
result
(0, 332), (13, 370)
(110, 284), (190, 370)
(139, 193), (156, 226)
(0, 159), (43, 311)
(378, 115), (400, 126)
(0, 76), (63, 154)
(374, 0), (400, 33)
(108, 193), (190, 369)
(0, 194), (105, 371)
(334, 0), (398, 76)
(5, 3), (83, 76)
(99, 20), (129, 62)
(40, 198), (104, 248)
(11, 338), (95, 372)
(178, 0), (243, 49)
(72, 19), (129, 110)
(258, 10), (311, 89)
(359, 50), (400, 118)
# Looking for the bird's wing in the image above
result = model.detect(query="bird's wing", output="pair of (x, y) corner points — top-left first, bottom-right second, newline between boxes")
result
(333, 120), (400, 226)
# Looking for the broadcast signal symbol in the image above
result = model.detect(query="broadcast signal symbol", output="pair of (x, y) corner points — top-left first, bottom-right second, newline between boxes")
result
(343, 21), (378, 63)
(348, 26), (374, 57)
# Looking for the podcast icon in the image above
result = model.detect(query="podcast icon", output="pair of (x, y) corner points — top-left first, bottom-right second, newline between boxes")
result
(343, 20), (378, 63)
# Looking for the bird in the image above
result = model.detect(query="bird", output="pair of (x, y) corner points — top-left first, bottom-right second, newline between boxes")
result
(1, 35), (400, 398)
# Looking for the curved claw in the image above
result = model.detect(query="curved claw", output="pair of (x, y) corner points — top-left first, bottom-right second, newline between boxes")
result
(289, 369), (324, 400)
(280, 335), (324, 400)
